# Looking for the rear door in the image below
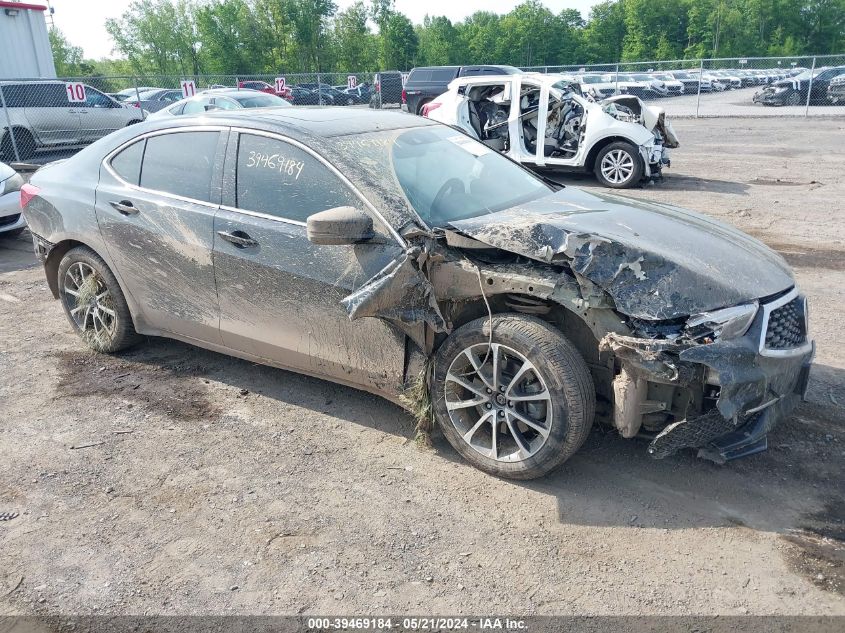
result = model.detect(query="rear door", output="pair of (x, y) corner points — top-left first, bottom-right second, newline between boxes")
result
(23, 83), (81, 146)
(212, 130), (407, 393)
(95, 127), (227, 343)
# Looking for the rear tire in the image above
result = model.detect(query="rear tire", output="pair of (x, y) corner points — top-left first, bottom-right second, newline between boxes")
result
(594, 141), (644, 188)
(416, 99), (432, 116)
(58, 246), (142, 353)
(432, 314), (595, 480)
(1, 127), (34, 161)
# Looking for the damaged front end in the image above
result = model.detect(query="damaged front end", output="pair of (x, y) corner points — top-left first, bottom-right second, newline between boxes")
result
(603, 289), (813, 462)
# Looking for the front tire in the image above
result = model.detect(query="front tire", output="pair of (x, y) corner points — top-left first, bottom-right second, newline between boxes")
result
(432, 314), (595, 480)
(594, 141), (644, 188)
(58, 246), (141, 353)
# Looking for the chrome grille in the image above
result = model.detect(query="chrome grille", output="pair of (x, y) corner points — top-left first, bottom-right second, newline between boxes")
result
(764, 295), (806, 350)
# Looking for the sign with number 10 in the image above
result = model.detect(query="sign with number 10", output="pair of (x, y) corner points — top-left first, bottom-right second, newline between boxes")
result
(65, 82), (86, 103)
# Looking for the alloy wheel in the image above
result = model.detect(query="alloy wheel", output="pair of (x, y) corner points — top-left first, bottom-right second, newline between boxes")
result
(444, 343), (553, 463)
(61, 262), (118, 345)
(600, 149), (635, 184)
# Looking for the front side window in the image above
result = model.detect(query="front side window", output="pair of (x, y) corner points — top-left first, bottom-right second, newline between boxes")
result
(140, 131), (219, 202)
(235, 133), (358, 223)
(85, 89), (115, 108)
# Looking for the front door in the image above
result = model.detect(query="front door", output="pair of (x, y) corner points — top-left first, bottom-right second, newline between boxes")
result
(78, 87), (131, 141)
(213, 131), (407, 393)
(95, 128), (227, 343)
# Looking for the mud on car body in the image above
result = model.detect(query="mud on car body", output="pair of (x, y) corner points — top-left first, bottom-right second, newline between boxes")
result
(21, 108), (812, 479)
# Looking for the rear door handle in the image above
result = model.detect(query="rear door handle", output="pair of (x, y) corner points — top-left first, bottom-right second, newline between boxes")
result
(217, 230), (258, 248)
(109, 200), (139, 216)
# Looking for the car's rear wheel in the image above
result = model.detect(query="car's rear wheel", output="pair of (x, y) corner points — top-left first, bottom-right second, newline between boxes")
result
(1, 127), (34, 161)
(595, 141), (643, 188)
(58, 246), (141, 353)
(432, 314), (595, 480)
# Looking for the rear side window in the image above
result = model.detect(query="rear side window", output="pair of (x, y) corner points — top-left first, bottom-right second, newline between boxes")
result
(235, 133), (358, 223)
(110, 139), (145, 185)
(430, 69), (457, 81)
(140, 131), (219, 202)
(3, 84), (67, 108)
(408, 70), (430, 82)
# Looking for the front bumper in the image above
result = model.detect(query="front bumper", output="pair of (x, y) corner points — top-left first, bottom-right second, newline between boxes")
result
(610, 289), (814, 463)
(0, 189), (25, 233)
(753, 90), (790, 105)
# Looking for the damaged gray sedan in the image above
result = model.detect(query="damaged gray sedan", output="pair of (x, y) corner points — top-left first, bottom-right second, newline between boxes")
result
(21, 109), (813, 479)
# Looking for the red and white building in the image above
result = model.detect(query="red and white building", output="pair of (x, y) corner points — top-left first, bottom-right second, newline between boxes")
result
(0, 1), (56, 78)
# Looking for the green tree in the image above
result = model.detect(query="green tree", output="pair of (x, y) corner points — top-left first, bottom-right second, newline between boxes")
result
(331, 1), (378, 71)
(49, 27), (92, 76)
(378, 10), (417, 69)
(417, 15), (458, 66)
(582, 0), (626, 63)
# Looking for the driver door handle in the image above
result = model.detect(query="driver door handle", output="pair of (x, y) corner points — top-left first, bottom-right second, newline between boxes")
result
(217, 230), (258, 248)
(109, 200), (139, 216)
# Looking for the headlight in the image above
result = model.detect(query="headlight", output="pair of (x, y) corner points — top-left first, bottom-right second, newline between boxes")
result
(0, 179), (5, 196)
(686, 302), (758, 343)
(773, 85), (789, 93)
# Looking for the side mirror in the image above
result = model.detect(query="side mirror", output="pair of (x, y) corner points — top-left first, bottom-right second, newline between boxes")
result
(307, 206), (374, 245)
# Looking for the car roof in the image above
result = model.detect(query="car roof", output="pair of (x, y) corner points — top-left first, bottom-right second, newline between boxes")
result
(148, 106), (436, 138)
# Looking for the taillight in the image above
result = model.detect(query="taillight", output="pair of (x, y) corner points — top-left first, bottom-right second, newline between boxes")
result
(401, 89), (406, 103)
(375, 81), (380, 93)
(20, 183), (40, 209)
(132, 102), (140, 108)
(421, 102), (441, 117)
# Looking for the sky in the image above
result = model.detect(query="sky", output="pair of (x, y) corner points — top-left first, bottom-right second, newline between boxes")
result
(46, 0), (600, 60)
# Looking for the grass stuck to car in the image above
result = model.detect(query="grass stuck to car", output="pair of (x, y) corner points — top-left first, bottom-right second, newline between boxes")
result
(21, 108), (811, 479)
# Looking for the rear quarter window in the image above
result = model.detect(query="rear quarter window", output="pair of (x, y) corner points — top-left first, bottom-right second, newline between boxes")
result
(110, 139), (145, 185)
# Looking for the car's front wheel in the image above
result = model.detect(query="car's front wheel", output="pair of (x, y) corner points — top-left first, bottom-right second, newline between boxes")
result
(58, 246), (141, 353)
(432, 314), (595, 480)
(594, 141), (644, 188)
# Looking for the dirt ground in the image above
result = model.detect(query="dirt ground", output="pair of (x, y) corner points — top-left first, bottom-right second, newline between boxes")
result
(0, 117), (843, 617)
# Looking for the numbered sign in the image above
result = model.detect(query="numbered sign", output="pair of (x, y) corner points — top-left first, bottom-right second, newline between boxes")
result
(275, 77), (286, 92)
(401, 73), (409, 86)
(65, 82), (86, 103)
(347, 75), (358, 90)
(180, 80), (197, 99)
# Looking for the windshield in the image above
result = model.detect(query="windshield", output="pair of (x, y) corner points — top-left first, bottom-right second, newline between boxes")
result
(231, 93), (289, 108)
(579, 75), (605, 84)
(331, 127), (551, 228)
(136, 89), (162, 100)
(673, 72), (691, 79)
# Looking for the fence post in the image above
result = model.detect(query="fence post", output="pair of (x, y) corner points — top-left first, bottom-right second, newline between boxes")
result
(614, 63), (619, 95)
(235, 77), (239, 91)
(132, 77), (144, 121)
(317, 70), (323, 105)
(0, 84), (21, 162)
(804, 56), (816, 117)
(696, 58), (704, 118)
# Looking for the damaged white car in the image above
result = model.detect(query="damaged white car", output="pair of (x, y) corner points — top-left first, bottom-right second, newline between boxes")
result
(424, 73), (678, 188)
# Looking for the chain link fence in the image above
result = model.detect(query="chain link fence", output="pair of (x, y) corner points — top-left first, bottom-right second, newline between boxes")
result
(2, 55), (844, 162)
(523, 54), (845, 118)
(0, 71), (395, 162)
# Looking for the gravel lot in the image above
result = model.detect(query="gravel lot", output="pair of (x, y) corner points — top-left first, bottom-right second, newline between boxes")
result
(0, 117), (843, 617)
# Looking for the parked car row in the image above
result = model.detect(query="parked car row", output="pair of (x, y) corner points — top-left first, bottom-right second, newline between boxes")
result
(753, 66), (845, 106)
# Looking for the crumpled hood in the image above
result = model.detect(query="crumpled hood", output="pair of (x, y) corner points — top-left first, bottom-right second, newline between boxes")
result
(449, 188), (794, 320)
